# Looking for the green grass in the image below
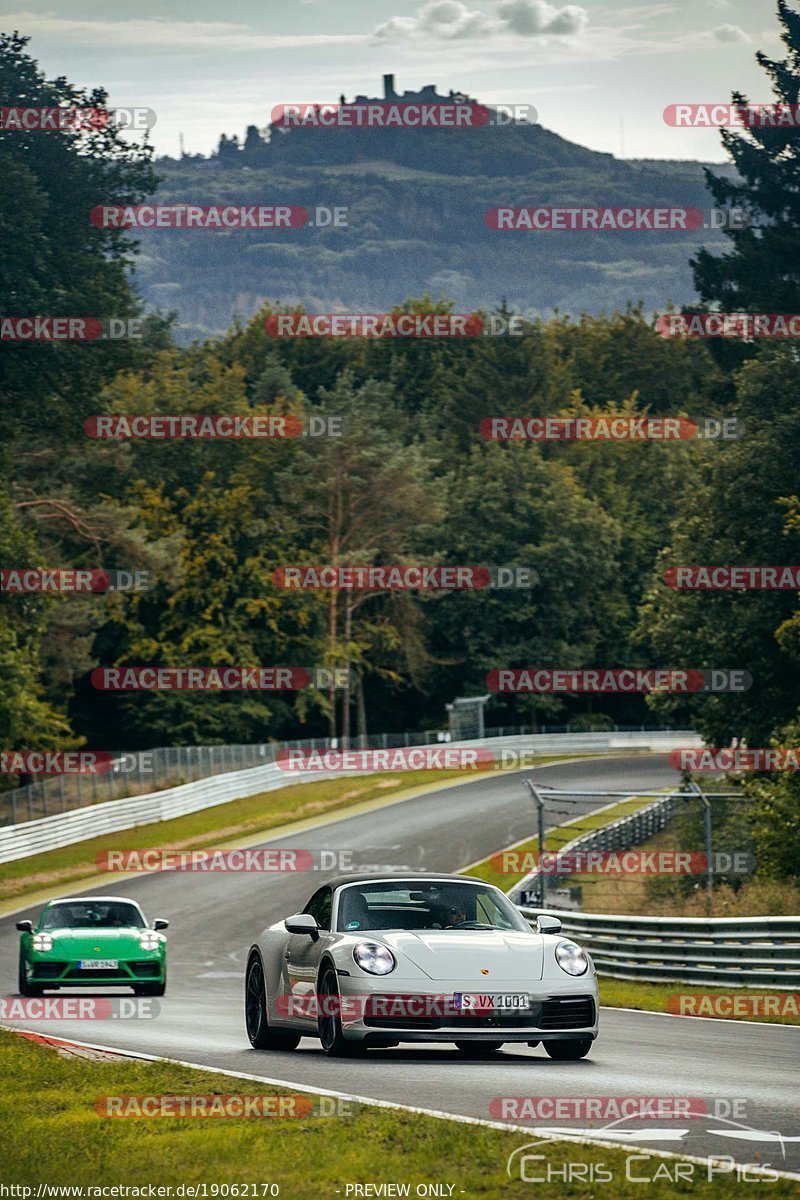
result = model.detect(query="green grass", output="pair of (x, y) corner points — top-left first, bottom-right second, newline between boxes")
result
(1, 1029), (794, 1195)
(1, 756), (580, 908)
(599, 978), (800, 1026)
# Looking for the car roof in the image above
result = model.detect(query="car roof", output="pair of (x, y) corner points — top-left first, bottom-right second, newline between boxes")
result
(324, 874), (492, 892)
(45, 896), (143, 906)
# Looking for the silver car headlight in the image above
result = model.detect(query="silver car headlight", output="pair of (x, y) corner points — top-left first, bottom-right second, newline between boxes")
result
(353, 942), (396, 975)
(33, 933), (53, 952)
(555, 940), (588, 976)
(139, 933), (161, 951)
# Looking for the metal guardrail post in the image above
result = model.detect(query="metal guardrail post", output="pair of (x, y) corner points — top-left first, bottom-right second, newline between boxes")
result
(524, 778), (547, 906)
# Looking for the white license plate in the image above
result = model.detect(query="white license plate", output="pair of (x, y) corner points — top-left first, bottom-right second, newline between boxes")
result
(77, 959), (118, 970)
(453, 992), (529, 1010)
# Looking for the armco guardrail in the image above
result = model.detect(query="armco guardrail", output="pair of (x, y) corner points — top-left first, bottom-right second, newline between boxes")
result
(0, 730), (700, 864)
(0, 760), (315, 866)
(520, 908), (800, 988)
(0, 722), (688, 827)
(509, 792), (676, 906)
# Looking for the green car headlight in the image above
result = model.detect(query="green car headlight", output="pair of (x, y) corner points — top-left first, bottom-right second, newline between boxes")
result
(32, 933), (53, 952)
(139, 933), (161, 951)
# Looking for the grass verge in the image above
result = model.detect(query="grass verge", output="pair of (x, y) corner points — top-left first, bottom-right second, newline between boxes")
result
(1, 1029), (794, 1195)
(598, 978), (800, 1025)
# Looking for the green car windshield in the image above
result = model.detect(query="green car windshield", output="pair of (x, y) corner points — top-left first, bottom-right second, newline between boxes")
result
(40, 901), (145, 930)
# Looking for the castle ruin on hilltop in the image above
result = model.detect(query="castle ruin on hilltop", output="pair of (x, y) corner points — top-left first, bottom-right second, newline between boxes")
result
(208, 76), (481, 163)
(339, 74), (476, 107)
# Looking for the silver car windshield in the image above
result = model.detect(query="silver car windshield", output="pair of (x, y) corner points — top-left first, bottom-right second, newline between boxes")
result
(335, 881), (530, 933)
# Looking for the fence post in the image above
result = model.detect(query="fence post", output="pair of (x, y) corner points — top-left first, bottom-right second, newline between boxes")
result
(688, 780), (714, 915)
(524, 779), (547, 907)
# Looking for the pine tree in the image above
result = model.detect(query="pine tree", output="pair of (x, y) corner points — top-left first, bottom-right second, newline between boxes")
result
(692, 1), (800, 311)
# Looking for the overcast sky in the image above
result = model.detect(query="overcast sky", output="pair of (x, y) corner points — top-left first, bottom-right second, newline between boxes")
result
(0, 1), (787, 161)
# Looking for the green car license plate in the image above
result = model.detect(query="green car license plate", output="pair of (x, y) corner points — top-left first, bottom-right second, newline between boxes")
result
(77, 959), (119, 970)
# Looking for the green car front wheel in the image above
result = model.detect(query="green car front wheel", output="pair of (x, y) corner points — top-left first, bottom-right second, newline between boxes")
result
(18, 953), (43, 997)
(133, 966), (167, 997)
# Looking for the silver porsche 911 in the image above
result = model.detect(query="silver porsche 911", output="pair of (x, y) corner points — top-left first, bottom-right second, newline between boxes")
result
(245, 874), (598, 1058)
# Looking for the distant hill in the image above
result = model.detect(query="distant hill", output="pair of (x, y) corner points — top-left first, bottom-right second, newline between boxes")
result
(134, 76), (731, 342)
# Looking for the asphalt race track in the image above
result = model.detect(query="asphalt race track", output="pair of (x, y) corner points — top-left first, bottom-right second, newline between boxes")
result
(2, 755), (799, 1176)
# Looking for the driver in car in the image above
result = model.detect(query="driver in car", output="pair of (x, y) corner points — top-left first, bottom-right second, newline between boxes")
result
(430, 900), (467, 928)
(443, 904), (466, 928)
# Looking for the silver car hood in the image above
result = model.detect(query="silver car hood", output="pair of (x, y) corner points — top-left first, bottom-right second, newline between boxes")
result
(375, 929), (545, 981)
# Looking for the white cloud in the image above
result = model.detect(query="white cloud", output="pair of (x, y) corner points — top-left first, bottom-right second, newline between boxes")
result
(375, 1), (496, 41)
(712, 23), (751, 44)
(0, 12), (364, 50)
(498, 0), (588, 36)
(375, 0), (588, 41)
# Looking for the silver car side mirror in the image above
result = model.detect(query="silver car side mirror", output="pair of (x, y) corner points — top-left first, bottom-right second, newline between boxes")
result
(538, 915), (562, 935)
(285, 913), (319, 940)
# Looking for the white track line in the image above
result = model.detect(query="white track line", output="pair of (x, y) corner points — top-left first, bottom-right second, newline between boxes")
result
(600, 1004), (800, 1030)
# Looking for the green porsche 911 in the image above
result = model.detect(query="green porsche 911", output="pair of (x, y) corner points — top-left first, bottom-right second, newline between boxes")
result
(17, 897), (168, 996)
